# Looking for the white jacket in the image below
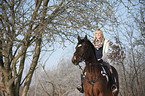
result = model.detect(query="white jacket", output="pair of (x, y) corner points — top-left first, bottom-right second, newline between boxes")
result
(102, 39), (110, 62)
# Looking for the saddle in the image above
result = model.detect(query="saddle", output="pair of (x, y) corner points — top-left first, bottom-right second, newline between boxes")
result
(81, 61), (115, 87)
(100, 62), (116, 88)
(100, 63), (111, 81)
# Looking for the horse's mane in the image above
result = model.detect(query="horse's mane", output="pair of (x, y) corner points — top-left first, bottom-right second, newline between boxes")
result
(86, 39), (97, 59)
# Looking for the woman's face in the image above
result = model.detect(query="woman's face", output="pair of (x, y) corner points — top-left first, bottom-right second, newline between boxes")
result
(95, 30), (102, 40)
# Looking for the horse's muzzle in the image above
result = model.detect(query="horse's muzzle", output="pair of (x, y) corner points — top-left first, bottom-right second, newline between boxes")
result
(72, 55), (78, 65)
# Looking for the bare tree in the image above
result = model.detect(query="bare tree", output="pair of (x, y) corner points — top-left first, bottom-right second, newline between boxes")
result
(2, 0), (144, 96)
(108, 0), (145, 96)
(0, 0), (118, 96)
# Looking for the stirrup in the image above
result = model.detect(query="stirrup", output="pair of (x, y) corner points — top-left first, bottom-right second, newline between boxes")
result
(111, 84), (118, 93)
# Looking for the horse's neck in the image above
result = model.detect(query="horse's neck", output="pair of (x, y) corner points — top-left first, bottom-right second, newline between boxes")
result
(85, 48), (102, 77)
(86, 62), (101, 74)
(86, 58), (101, 77)
(85, 62), (102, 81)
(85, 47), (96, 63)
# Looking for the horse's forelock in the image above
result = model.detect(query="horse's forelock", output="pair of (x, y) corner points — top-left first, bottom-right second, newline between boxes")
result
(78, 38), (95, 51)
(78, 39), (84, 44)
(76, 38), (96, 62)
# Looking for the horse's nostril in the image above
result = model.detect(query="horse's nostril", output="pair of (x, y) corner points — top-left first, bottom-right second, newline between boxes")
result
(72, 56), (77, 64)
(74, 56), (76, 60)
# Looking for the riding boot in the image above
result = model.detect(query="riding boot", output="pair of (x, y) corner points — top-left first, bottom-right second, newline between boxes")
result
(75, 74), (84, 93)
(110, 73), (118, 93)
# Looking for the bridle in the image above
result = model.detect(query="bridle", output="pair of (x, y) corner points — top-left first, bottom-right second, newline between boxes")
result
(74, 44), (89, 63)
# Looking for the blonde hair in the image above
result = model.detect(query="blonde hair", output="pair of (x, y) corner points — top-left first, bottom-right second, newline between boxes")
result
(94, 29), (104, 40)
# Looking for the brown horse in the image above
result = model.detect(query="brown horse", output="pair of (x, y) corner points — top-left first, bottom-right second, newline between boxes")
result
(72, 35), (119, 96)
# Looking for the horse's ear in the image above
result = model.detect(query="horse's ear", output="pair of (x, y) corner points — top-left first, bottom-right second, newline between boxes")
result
(78, 35), (81, 41)
(84, 35), (88, 41)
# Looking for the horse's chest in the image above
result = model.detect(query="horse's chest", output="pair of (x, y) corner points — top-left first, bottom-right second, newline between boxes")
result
(83, 76), (108, 90)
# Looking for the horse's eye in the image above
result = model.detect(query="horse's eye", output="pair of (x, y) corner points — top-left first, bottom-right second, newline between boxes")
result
(78, 44), (82, 48)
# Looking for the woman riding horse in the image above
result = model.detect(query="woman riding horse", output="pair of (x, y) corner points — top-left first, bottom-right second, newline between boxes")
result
(76, 29), (117, 94)
(72, 33), (119, 96)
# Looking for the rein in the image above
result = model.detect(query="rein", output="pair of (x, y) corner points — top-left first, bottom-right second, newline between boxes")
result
(75, 44), (102, 96)
(79, 63), (102, 96)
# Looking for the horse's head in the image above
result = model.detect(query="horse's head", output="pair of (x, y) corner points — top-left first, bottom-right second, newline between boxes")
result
(72, 35), (92, 65)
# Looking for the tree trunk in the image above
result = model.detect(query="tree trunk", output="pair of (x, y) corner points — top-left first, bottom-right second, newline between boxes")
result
(21, 38), (42, 96)
(0, 40), (5, 95)
(15, 44), (29, 96)
(5, 85), (15, 96)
